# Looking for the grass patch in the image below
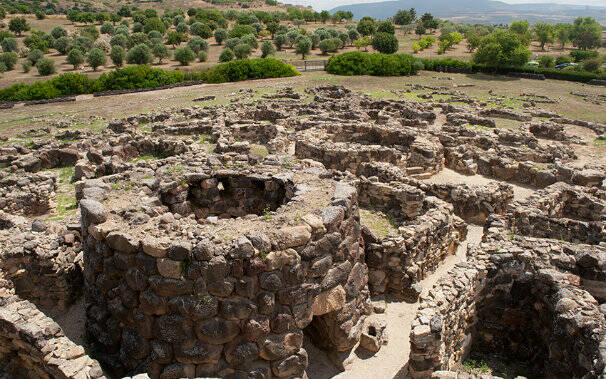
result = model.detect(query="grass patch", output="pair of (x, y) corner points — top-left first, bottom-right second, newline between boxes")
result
(359, 209), (399, 238)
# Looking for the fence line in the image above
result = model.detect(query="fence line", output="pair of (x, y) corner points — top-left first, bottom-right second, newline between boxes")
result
(286, 60), (328, 72)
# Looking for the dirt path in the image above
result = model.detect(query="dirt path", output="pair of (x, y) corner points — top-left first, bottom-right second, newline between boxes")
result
(423, 168), (536, 201)
(305, 225), (484, 379)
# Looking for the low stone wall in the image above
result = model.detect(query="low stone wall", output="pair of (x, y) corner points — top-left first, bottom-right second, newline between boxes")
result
(358, 179), (465, 300)
(81, 177), (372, 378)
(295, 139), (406, 173)
(509, 182), (606, 245)
(0, 296), (104, 379)
(409, 235), (606, 379)
(0, 174), (56, 216)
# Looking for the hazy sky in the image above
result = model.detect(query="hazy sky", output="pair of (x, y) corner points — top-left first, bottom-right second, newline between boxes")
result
(290, 0), (606, 10)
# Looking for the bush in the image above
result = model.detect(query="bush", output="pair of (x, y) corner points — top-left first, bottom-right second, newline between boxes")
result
(241, 34), (258, 49)
(214, 28), (228, 45)
(555, 55), (572, 65)
(197, 58), (299, 83)
(229, 24), (256, 38)
(87, 48), (106, 71)
(318, 38), (342, 55)
(98, 65), (184, 90)
(198, 51), (207, 62)
(582, 58), (601, 73)
(67, 48), (85, 69)
(36, 58), (56, 76)
(22, 61), (32, 73)
(152, 44), (170, 63)
(190, 22), (212, 39)
(51, 26), (68, 40)
(326, 52), (418, 76)
(473, 30), (530, 67)
(187, 36), (209, 54)
(376, 21), (395, 34)
(126, 44), (153, 65)
(174, 46), (196, 65)
(233, 43), (252, 59)
(225, 38), (241, 50)
(538, 55), (554, 68)
(261, 41), (275, 58)
(110, 46), (125, 67)
(0, 52), (18, 70)
(372, 32), (399, 54)
(110, 34), (129, 49)
(27, 49), (44, 65)
(570, 50), (599, 63)
(219, 47), (234, 62)
(1, 38), (18, 53)
(100, 22), (115, 36)
(295, 37), (312, 59)
(0, 63), (6, 74)
(53, 36), (70, 55)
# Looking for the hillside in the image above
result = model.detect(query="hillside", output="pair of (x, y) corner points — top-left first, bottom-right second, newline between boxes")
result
(330, 0), (606, 23)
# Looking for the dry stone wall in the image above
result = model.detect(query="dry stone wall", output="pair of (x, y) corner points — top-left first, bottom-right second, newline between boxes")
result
(81, 169), (372, 378)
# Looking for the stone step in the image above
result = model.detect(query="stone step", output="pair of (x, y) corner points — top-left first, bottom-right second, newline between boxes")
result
(410, 172), (433, 180)
(406, 166), (425, 174)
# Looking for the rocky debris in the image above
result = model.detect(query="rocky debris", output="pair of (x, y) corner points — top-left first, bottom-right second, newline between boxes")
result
(0, 173), (56, 215)
(358, 320), (387, 354)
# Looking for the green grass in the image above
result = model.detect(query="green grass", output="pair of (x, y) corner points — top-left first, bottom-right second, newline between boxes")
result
(359, 209), (399, 238)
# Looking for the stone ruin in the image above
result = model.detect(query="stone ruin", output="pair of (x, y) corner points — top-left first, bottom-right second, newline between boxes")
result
(0, 84), (604, 379)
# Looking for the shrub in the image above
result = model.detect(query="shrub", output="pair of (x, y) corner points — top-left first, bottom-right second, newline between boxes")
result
(214, 28), (228, 45)
(110, 46), (125, 67)
(110, 34), (129, 49)
(198, 51), (207, 62)
(0, 31), (15, 44)
(261, 41), (275, 58)
(539, 55), (555, 68)
(570, 50), (598, 62)
(0, 63), (6, 74)
(556, 55), (572, 65)
(219, 47), (234, 62)
(225, 38), (241, 50)
(175, 22), (189, 35)
(22, 61), (32, 73)
(372, 32), (399, 54)
(190, 22), (212, 38)
(72, 36), (94, 53)
(295, 37), (312, 59)
(51, 26), (68, 40)
(87, 48), (106, 71)
(152, 44), (170, 63)
(318, 38), (342, 55)
(27, 49), (44, 65)
(582, 58), (601, 73)
(24, 31), (49, 52)
(473, 30), (530, 67)
(98, 65), (184, 90)
(1, 38), (18, 53)
(80, 25), (99, 41)
(53, 36), (70, 55)
(67, 48), (85, 69)
(174, 46), (196, 65)
(241, 34), (258, 50)
(9, 17), (29, 36)
(144, 17), (166, 35)
(36, 58), (56, 76)
(233, 43), (252, 59)
(100, 22), (115, 36)
(357, 18), (375, 37)
(229, 24), (256, 38)
(126, 44), (153, 65)
(376, 21), (395, 34)
(198, 58), (299, 83)
(0, 52), (18, 70)
(326, 51), (418, 76)
(187, 36), (209, 54)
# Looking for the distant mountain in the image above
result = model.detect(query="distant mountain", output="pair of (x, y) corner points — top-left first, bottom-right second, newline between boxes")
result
(329, 0), (606, 24)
